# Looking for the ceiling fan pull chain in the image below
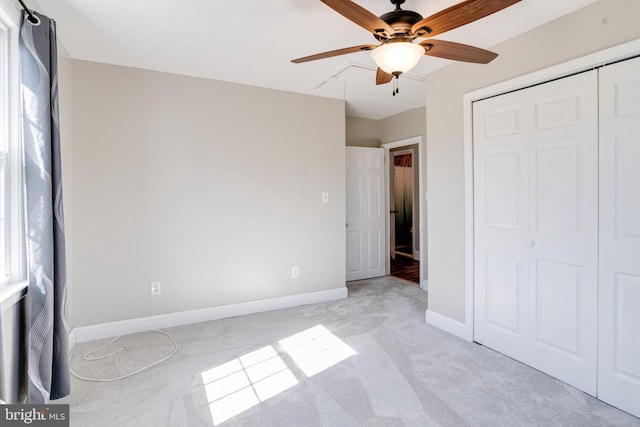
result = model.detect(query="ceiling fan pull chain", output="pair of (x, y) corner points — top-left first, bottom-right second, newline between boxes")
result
(393, 75), (399, 96)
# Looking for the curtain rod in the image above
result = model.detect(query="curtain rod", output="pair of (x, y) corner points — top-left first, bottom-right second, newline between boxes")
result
(17, 0), (38, 23)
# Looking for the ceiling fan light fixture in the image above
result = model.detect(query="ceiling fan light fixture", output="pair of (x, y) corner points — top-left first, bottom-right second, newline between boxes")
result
(371, 41), (424, 75)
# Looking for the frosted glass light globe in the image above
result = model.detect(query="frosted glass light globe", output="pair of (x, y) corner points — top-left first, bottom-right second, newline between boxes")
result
(371, 41), (424, 75)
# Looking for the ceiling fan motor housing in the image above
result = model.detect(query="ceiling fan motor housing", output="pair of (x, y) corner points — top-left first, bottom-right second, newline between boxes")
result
(376, 8), (424, 41)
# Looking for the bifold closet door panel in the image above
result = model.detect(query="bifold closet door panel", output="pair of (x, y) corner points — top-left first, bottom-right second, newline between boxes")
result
(473, 70), (598, 395)
(598, 56), (640, 418)
(526, 71), (599, 396)
(473, 88), (531, 363)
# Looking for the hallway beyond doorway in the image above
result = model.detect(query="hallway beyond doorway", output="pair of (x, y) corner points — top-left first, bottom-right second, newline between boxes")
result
(390, 255), (419, 285)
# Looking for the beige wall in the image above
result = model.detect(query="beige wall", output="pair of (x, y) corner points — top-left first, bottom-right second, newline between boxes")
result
(69, 61), (346, 326)
(345, 116), (380, 147)
(345, 106), (426, 148)
(426, 0), (640, 322)
(380, 106), (426, 145)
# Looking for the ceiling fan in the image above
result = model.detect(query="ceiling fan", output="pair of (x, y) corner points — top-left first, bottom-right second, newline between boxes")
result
(291, 0), (521, 93)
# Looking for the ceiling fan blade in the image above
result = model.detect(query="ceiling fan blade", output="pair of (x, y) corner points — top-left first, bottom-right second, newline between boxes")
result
(412, 0), (521, 38)
(321, 0), (395, 37)
(376, 68), (394, 85)
(291, 44), (377, 64)
(420, 39), (498, 64)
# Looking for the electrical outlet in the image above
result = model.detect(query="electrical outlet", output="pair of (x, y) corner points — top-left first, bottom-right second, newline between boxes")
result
(150, 281), (161, 296)
(291, 266), (300, 279)
(322, 192), (329, 204)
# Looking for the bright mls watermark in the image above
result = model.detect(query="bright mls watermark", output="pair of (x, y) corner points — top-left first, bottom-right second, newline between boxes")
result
(1, 405), (69, 426)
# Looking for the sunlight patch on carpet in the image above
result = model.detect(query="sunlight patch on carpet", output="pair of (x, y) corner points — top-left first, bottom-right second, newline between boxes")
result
(201, 325), (356, 425)
(201, 345), (298, 425)
(279, 325), (357, 377)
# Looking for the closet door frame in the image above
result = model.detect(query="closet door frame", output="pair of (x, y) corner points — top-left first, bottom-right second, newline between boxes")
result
(460, 39), (640, 342)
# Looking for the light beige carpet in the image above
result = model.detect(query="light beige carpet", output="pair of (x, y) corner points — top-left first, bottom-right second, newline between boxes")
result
(61, 277), (640, 427)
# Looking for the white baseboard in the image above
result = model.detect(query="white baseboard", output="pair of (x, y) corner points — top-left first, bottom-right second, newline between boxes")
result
(425, 309), (469, 341)
(72, 287), (348, 343)
(68, 328), (77, 351)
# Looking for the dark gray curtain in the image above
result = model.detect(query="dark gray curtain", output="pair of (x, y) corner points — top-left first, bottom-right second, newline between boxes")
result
(19, 10), (70, 403)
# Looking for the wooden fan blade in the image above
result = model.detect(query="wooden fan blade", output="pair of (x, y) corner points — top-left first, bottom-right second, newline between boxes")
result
(376, 68), (394, 85)
(291, 44), (377, 64)
(420, 39), (498, 64)
(412, 0), (520, 38)
(321, 0), (394, 37)
(420, 39), (498, 63)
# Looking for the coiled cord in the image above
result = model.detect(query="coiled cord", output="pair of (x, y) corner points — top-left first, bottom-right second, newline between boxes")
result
(70, 329), (178, 382)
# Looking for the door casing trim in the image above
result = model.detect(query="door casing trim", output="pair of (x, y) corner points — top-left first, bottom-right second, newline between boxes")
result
(382, 136), (425, 289)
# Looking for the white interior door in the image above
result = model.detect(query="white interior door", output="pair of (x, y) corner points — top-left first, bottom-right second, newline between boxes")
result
(346, 147), (385, 281)
(598, 56), (640, 418)
(474, 70), (599, 395)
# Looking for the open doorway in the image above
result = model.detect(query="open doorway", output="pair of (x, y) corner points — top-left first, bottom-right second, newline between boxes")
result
(390, 148), (419, 284)
(382, 137), (424, 288)
(391, 149), (414, 257)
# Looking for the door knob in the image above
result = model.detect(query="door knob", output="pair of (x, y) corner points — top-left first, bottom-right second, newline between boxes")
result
(525, 240), (536, 248)
(390, 210), (398, 214)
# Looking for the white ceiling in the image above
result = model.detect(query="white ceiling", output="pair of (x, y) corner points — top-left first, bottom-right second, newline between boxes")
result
(34, 0), (598, 120)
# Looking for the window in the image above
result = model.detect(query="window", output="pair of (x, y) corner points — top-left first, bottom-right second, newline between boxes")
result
(0, 19), (9, 282)
(0, 1), (25, 287)
(0, 143), (7, 281)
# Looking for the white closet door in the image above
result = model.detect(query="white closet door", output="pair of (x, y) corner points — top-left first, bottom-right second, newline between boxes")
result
(598, 56), (640, 418)
(473, 90), (530, 362)
(474, 71), (599, 395)
(346, 147), (385, 281)
(527, 72), (599, 395)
